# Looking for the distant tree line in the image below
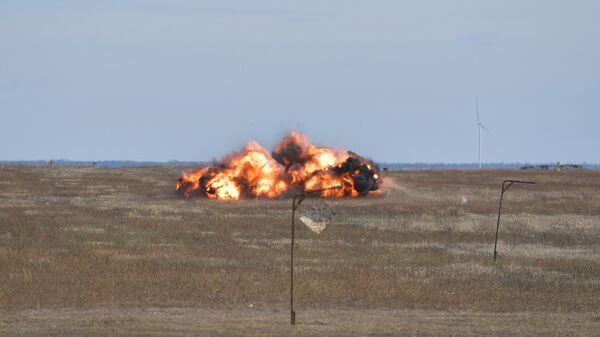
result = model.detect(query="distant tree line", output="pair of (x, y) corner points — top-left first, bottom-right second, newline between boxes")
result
(1, 160), (598, 170)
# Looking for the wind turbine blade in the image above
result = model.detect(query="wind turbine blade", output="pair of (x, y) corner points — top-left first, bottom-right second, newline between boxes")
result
(480, 124), (491, 135)
(476, 96), (480, 122)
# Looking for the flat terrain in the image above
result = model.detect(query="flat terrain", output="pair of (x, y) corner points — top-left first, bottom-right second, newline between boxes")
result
(1, 165), (599, 336)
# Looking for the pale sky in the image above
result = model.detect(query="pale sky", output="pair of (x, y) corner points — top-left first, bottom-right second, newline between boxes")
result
(1, 1), (599, 163)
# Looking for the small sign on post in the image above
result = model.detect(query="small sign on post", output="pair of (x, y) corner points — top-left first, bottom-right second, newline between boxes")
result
(300, 201), (335, 234)
(289, 188), (339, 325)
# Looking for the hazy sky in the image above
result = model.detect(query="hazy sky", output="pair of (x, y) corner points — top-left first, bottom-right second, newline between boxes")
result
(1, 1), (599, 163)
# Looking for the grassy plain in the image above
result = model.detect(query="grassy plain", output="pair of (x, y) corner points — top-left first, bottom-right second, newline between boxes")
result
(1, 165), (599, 336)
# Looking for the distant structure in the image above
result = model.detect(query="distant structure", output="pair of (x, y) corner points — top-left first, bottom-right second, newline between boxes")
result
(520, 163), (583, 171)
(476, 97), (490, 169)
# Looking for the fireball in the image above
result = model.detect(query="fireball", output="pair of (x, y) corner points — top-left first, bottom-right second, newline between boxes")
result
(176, 131), (381, 199)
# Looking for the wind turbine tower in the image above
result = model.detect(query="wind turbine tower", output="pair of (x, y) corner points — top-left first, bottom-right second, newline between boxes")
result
(476, 97), (490, 169)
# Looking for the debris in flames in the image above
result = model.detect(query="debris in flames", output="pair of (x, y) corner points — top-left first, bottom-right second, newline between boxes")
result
(176, 131), (381, 199)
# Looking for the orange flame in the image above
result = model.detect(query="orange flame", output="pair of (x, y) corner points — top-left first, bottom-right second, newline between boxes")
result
(176, 131), (381, 199)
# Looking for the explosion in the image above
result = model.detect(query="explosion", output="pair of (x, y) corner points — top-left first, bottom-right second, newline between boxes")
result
(176, 131), (381, 199)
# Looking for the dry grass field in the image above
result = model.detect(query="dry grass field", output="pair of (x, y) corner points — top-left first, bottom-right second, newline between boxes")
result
(1, 165), (599, 336)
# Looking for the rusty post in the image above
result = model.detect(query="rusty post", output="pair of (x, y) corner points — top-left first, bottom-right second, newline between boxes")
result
(290, 192), (306, 325)
(494, 180), (535, 261)
(289, 187), (341, 325)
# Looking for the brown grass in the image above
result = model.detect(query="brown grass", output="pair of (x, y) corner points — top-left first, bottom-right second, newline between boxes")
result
(1, 165), (600, 336)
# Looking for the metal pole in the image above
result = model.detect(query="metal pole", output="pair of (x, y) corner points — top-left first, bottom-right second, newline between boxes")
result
(493, 180), (535, 261)
(289, 187), (337, 325)
(290, 195), (297, 325)
(290, 193), (305, 325)
(494, 181), (509, 261)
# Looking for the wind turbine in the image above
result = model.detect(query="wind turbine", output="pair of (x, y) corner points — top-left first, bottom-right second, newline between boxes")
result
(476, 97), (490, 169)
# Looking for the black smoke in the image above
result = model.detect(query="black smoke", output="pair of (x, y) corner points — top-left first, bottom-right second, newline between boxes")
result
(333, 154), (380, 195)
